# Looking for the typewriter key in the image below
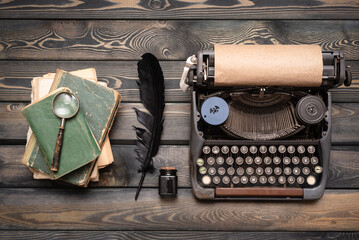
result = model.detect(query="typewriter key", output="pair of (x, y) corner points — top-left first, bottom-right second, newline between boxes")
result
(199, 166), (207, 175)
(293, 167), (301, 175)
(274, 167), (282, 175)
(250, 176), (258, 184)
(283, 157), (291, 165)
(264, 157), (272, 165)
(273, 157), (281, 165)
(268, 176), (276, 184)
(254, 156), (262, 165)
(256, 167), (264, 175)
(259, 145), (267, 154)
(216, 156), (224, 165)
(302, 167), (310, 175)
(307, 175), (316, 185)
(218, 167), (226, 175)
(232, 176), (240, 184)
(269, 145), (277, 154)
(259, 176), (267, 184)
(212, 146), (220, 154)
(265, 167), (273, 175)
(231, 146), (239, 154)
(246, 167), (254, 175)
(284, 167), (292, 175)
(307, 145), (315, 154)
(227, 167), (235, 175)
(302, 156), (310, 165)
(207, 157), (215, 165)
(241, 176), (248, 184)
(250, 146), (257, 154)
(221, 146), (229, 154)
(203, 146), (211, 155)
(202, 175), (211, 185)
(315, 166), (323, 174)
(287, 145), (295, 154)
(196, 158), (204, 166)
(245, 156), (253, 165)
(311, 157), (319, 165)
(222, 176), (230, 184)
(226, 157), (234, 165)
(236, 157), (244, 165)
(278, 176), (286, 184)
(297, 145), (305, 154)
(208, 167), (216, 175)
(297, 176), (305, 185)
(292, 156), (300, 165)
(213, 176), (221, 185)
(240, 146), (248, 154)
(288, 176), (295, 184)
(278, 145), (286, 153)
(236, 167), (245, 175)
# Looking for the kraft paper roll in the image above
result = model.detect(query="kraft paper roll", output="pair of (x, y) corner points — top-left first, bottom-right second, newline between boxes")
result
(214, 45), (323, 87)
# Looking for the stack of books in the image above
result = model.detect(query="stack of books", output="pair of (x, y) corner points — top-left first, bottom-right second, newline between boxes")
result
(22, 68), (121, 187)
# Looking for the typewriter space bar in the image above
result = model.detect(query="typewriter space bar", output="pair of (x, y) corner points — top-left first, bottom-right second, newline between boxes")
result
(216, 187), (303, 197)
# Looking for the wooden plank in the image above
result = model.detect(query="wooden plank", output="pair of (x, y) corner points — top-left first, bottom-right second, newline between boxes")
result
(1, 102), (359, 145)
(0, 188), (359, 231)
(0, 20), (358, 61)
(0, 0), (358, 20)
(0, 230), (358, 240)
(1, 145), (358, 188)
(0, 60), (358, 103)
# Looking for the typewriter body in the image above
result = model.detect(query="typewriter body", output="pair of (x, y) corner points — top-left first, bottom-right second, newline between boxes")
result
(180, 45), (352, 200)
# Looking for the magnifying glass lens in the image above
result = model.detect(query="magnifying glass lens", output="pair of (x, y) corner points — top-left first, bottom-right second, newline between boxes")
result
(53, 93), (79, 118)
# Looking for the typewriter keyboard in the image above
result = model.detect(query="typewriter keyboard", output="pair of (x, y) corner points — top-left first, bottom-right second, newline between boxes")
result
(197, 144), (322, 188)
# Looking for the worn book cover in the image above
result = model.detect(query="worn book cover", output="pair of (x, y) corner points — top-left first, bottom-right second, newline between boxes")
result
(22, 87), (101, 179)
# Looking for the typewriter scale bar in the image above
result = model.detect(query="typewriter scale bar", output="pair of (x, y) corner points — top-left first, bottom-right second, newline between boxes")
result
(196, 142), (322, 198)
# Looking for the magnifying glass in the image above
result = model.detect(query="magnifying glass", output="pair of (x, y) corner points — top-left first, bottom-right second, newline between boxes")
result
(51, 91), (80, 172)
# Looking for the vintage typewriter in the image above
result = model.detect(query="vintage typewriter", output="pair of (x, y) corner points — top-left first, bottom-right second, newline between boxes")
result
(180, 45), (352, 200)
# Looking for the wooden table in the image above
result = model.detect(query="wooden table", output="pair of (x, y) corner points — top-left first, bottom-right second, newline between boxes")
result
(1, 1), (359, 239)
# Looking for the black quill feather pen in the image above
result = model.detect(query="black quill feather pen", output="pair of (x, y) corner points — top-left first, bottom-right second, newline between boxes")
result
(133, 53), (165, 200)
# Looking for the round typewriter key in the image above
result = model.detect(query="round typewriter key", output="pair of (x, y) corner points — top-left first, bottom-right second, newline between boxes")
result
(213, 176), (221, 185)
(259, 145), (267, 154)
(232, 176), (240, 184)
(250, 176), (257, 184)
(196, 158), (204, 166)
(231, 146), (239, 154)
(274, 167), (282, 175)
(306, 175), (316, 185)
(218, 167), (226, 175)
(278, 176), (286, 184)
(201, 97), (229, 125)
(227, 167), (235, 176)
(269, 145), (277, 154)
(293, 167), (301, 175)
(288, 176), (295, 184)
(199, 166), (207, 175)
(256, 167), (264, 175)
(297, 176), (305, 185)
(216, 156), (224, 165)
(278, 145), (286, 153)
(292, 156), (300, 165)
(297, 145), (305, 154)
(254, 156), (262, 165)
(212, 146), (220, 155)
(284, 167), (292, 175)
(236, 167), (245, 175)
(259, 176), (267, 184)
(311, 157), (319, 165)
(315, 166), (323, 174)
(202, 146), (211, 155)
(226, 157), (234, 165)
(208, 167), (216, 175)
(287, 145), (295, 154)
(268, 176), (276, 184)
(273, 157), (281, 165)
(302, 156), (310, 165)
(241, 176), (248, 184)
(245, 156), (253, 165)
(264, 157), (272, 165)
(246, 167), (254, 175)
(221, 145), (229, 154)
(249, 146), (257, 154)
(236, 157), (244, 165)
(240, 146), (248, 154)
(283, 157), (291, 165)
(222, 176), (230, 184)
(207, 157), (215, 165)
(202, 175), (211, 185)
(307, 145), (315, 154)
(265, 167), (273, 175)
(302, 167), (310, 175)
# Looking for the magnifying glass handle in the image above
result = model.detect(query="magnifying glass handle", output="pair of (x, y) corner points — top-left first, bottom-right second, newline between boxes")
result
(51, 118), (66, 172)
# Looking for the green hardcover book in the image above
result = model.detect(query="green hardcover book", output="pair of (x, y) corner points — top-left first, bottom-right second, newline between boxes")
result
(22, 71), (121, 186)
(22, 87), (101, 179)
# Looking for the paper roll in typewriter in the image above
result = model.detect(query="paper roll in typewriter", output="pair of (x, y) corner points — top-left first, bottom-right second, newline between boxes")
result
(180, 44), (352, 200)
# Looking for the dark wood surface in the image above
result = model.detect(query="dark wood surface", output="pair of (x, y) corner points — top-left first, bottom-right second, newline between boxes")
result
(1, 0), (359, 239)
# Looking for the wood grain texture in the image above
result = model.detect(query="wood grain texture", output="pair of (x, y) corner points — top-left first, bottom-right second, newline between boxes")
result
(0, 60), (358, 103)
(0, 20), (358, 61)
(0, 0), (358, 20)
(0, 188), (359, 231)
(1, 145), (358, 188)
(0, 231), (358, 240)
(1, 102), (359, 145)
